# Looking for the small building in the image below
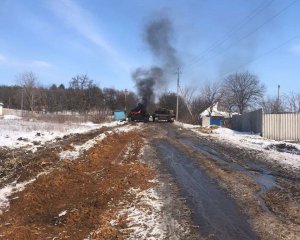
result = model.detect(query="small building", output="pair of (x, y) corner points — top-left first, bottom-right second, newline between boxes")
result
(0, 102), (3, 115)
(199, 103), (234, 127)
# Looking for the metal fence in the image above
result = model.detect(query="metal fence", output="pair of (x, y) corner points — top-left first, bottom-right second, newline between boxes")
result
(263, 113), (300, 141)
(231, 109), (300, 141)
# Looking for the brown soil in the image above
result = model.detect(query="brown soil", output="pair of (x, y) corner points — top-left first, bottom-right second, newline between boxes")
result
(0, 131), (154, 239)
(1, 122), (299, 240)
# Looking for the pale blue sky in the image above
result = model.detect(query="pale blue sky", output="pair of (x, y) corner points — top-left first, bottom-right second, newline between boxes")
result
(0, 0), (299, 96)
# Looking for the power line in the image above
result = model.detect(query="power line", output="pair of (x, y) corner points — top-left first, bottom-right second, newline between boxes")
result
(220, 33), (300, 77)
(186, 0), (299, 70)
(187, 0), (275, 66)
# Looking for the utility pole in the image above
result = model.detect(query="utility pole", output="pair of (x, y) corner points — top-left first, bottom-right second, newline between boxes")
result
(277, 84), (280, 113)
(124, 89), (128, 112)
(21, 87), (24, 116)
(176, 67), (181, 121)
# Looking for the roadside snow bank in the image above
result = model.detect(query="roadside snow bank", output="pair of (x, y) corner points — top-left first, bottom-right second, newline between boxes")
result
(177, 122), (300, 171)
(213, 127), (300, 171)
(0, 118), (125, 149)
(174, 121), (199, 130)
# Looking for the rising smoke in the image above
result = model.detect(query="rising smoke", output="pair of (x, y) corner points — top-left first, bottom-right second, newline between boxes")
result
(132, 67), (163, 104)
(132, 16), (180, 103)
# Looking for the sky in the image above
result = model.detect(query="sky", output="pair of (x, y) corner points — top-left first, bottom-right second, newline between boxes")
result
(0, 0), (300, 97)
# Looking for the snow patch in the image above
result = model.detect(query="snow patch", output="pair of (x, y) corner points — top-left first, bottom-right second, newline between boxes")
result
(3, 115), (22, 120)
(58, 210), (67, 217)
(119, 187), (166, 239)
(177, 123), (300, 171)
(212, 127), (300, 170)
(174, 121), (199, 129)
(0, 119), (126, 150)
(0, 179), (35, 214)
(59, 124), (140, 160)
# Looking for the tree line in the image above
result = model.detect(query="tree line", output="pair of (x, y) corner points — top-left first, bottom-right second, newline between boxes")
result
(0, 71), (299, 121)
(0, 72), (138, 113)
(157, 71), (300, 122)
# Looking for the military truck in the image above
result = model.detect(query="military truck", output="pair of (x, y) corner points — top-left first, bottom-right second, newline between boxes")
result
(152, 108), (175, 123)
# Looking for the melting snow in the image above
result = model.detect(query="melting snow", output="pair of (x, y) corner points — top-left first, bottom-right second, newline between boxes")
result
(0, 179), (35, 214)
(119, 187), (166, 240)
(178, 123), (300, 171)
(59, 125), (140, 160)
(58, 210), (67, 217)
(0, 117), (126, 150)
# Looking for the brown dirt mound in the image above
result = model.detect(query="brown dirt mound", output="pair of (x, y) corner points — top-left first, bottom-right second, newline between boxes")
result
(0, 131), (154, 239)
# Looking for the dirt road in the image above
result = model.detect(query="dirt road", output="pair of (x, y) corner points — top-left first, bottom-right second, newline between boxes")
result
(0, 122), (299, 239)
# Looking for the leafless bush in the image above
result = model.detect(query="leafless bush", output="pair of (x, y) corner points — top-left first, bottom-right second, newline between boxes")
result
(89, 111), (112, 123)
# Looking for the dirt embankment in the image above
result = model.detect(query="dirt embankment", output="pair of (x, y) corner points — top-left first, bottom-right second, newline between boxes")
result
(0, 130), (154, 239)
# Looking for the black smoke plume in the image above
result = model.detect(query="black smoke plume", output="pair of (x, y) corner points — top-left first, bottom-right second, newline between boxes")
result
(132, 67), (164, 104)
(145, 17), (180, 70)
(133, 16), (180, 103)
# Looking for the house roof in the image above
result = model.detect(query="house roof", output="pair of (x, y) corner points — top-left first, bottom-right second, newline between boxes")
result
(199, 103), (235, 118)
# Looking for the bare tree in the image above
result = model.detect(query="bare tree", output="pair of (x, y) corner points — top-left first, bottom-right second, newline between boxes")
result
(180, 86), (196, 107)
(158, 92), (193, 122)
(261, 96), (286, 113)
(18, 71), (39, 111)
(223, 71), (265, 114)
(201, 81), (223, 116)
(285, 92), (300, 113)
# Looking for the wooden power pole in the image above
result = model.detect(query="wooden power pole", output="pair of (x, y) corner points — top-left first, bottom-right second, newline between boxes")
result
(176, 67), (181, 121)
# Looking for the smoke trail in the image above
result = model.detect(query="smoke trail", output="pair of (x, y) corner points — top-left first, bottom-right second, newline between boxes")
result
(145, 17), (180, 70)
(132, 67), (164, 103)
(133, 16), (180, 102)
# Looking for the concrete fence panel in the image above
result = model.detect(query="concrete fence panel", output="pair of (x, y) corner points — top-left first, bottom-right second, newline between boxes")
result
(263, 113), (300, 141)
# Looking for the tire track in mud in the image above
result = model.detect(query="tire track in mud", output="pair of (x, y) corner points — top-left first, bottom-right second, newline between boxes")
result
(152, 123), (300, 240)
(154, 139), (257, 240)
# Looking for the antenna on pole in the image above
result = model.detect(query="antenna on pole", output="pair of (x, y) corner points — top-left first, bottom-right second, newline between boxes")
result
(176, 67), (181, 121)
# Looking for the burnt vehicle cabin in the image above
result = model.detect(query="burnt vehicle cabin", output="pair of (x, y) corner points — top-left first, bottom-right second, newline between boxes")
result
(127, 103), (150, 122)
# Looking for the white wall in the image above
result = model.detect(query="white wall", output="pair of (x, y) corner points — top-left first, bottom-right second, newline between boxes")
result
(0, 104), (3, 115)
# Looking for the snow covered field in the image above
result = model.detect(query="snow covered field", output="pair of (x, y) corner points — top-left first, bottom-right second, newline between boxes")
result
(0, 115), (125, 150)
(176, 121), (300, 171)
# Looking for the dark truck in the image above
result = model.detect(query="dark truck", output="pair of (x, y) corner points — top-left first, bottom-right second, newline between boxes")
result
(127, 103), (150, 122)
(152, 108), (175, 123)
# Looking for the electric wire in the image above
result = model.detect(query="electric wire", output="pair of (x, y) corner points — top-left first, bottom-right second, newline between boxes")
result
(220, 33), (300, 78)
(187, 0), (275, 65)
(186, 0), (299, 71)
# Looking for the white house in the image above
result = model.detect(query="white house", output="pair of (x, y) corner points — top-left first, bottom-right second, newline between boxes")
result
(200, 103), (232, 118)
(199, 103), (237, 127)
(0, 102), (3, 115)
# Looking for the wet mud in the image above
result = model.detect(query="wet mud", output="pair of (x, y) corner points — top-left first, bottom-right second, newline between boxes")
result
(155, 139), (257, 240)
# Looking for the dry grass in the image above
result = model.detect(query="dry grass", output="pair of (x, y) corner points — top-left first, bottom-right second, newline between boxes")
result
(22, 111), (112, 124)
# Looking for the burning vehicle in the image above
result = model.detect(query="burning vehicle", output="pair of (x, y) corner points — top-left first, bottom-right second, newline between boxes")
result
(127, 103), (150, 122)
(152, 108), (175, 123)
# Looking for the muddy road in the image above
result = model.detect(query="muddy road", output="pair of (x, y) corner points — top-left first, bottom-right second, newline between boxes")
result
(0, 122), (299, 239)
(147, 123), (300, 240)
